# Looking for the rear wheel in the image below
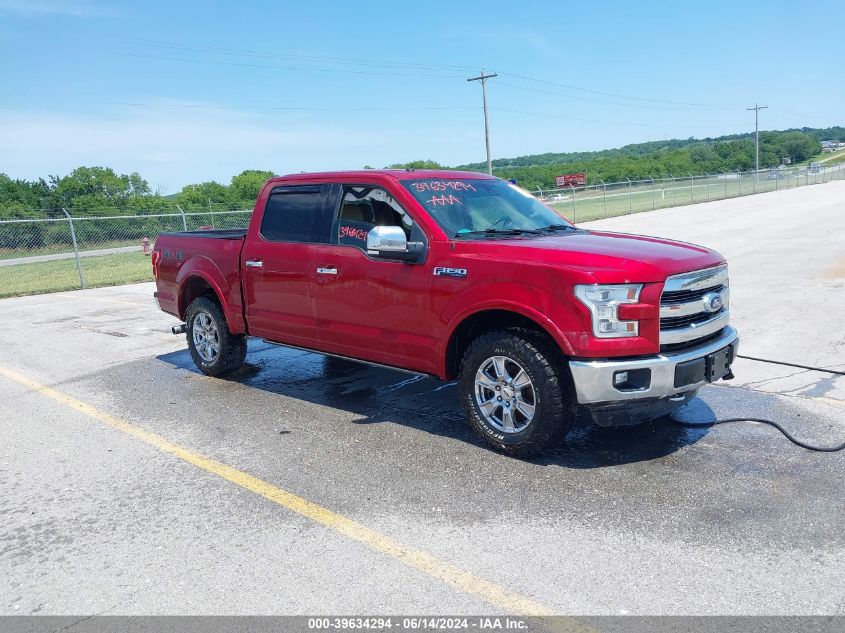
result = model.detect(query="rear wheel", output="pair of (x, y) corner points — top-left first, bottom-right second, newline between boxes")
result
(185, 296), (247, 377)
(458, 330), (574, 457)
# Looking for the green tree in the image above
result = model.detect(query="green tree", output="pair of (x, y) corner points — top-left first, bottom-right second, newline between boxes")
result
(175, 181), (229, 210)
(228, 169), (275, 208)
(53, 166), (151, 211)
(386, 159), (447, 169)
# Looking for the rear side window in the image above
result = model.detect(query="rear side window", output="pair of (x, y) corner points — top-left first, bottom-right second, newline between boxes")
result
(260, 186), (326, 242)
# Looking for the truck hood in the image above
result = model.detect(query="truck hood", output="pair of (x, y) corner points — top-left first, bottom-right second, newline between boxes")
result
(462, 230), (725, 283)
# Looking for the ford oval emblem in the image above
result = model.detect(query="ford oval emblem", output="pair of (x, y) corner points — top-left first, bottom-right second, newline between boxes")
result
(702, 292), (723, 313)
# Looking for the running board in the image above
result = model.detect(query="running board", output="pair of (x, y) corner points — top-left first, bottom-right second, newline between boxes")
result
(261, 339), (433, 378)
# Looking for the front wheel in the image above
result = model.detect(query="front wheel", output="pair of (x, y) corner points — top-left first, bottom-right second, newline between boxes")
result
(458, 330), (575, 457)
(185, 296), (247, 377)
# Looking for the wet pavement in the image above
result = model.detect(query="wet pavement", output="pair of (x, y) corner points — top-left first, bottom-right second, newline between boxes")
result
(1, 283), (843, 616)
(2, 180), (845, 616)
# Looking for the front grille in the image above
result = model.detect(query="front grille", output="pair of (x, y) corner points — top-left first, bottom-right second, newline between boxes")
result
(660, 283), (724, 305)
(659, 266), (730, 350)
(660, 308), (725, 330)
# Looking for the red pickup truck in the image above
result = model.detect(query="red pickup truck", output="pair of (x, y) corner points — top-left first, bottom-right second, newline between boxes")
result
(153, 170), (737, 456)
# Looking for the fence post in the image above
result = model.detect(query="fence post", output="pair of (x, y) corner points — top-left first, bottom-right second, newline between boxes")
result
(738, 171), (742, 196)
(650, 177), (655, 210)
(626, 178), (632, 214)
(601, 180), (607, 217)
(706, 174), (711, 202)
(689, 173), (694, 202)
(176, 204), (188, 231)
(570, 184), (576, 220)
(61, 208), (86, 290)
(722, 172), (727, 199)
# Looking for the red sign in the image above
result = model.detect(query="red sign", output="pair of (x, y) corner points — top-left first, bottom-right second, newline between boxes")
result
(555, 173), (586, 187)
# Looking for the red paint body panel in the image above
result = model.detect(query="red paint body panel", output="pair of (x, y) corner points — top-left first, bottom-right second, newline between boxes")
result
(153, 170), (726, 379)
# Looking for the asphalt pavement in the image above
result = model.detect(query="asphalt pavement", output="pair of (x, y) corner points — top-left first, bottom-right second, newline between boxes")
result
(0, 182), (843, 617)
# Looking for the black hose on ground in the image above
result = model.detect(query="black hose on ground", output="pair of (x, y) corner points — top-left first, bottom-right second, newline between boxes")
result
(670, 416), (845, 452)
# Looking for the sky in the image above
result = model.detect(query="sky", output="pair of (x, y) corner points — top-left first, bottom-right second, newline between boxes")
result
(1, 0), (843, 193)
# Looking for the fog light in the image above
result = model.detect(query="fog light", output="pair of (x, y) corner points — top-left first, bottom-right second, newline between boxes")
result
(613, 368), (651, 392)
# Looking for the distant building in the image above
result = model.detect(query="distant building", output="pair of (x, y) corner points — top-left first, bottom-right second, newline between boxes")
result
(821, 140), (838, 152)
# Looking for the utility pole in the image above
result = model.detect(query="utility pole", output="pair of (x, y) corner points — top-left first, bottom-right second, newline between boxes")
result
(747, 104), (768, 173)
(467, 70), (497, 175)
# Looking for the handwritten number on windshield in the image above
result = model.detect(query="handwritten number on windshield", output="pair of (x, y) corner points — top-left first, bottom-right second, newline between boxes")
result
(427, 194), (463, 206)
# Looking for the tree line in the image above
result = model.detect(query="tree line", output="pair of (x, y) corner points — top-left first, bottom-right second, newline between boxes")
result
(395, 127), (842, 191)
(0, 168), (275, 250)
(0, 168), (275, 220)
(1, 126), (841, 223)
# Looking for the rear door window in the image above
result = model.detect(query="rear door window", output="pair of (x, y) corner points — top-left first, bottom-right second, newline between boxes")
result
(260, 185), (330, 243)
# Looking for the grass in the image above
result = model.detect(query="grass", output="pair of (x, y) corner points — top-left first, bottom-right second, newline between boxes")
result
(1, 169), (842, 299)
(813, 148), (845, 166)
(547, 170), (840, 223)
(0, 238), (142, 261)
(0, 252), (154, 299)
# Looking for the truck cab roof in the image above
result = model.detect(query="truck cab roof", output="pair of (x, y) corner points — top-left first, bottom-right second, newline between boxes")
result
(271, 169), (494, 184)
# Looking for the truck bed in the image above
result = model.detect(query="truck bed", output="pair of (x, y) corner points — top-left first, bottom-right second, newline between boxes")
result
(153, 229), (247, 325)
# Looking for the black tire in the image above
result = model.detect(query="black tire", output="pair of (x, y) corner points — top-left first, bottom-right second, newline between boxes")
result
(458, 329), (575, 457)
(184, 296), (247, 377)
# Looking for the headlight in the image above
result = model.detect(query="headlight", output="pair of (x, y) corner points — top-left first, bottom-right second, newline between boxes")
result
(574, 284), (642, 338)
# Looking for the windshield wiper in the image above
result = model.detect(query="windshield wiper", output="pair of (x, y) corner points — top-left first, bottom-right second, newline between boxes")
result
(454, 228), (543, 238)
(541, 223), (576, 232)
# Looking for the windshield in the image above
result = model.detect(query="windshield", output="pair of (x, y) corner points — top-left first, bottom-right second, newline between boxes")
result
(401, 177), (573, 237)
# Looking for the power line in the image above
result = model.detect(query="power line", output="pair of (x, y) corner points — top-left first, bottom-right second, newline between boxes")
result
(135, 40), (477, 72)
(491, 107), (715, 129)
(497, 71), (738, 108)
(73, 100), (476, 113)
(125, 54), (466, 79)
(496, 80), (733, 111)
(129, 40), (737, 109)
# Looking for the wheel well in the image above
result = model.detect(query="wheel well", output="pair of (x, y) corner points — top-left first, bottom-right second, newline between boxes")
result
(179, 276), (220, 319)
(444, 309), (558, 379)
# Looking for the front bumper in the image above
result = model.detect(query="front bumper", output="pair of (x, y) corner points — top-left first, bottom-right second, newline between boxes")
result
(569, 326), (739, 406)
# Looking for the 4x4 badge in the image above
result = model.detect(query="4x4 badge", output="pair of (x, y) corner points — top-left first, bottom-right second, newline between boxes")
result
(434, 267), (467, 279)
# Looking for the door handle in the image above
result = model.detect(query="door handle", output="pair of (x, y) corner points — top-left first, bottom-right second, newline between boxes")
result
(316, 267), (338, 275)
(245, 260), (263, 268)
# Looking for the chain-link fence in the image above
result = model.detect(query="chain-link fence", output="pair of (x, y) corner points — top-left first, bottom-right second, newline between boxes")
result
(1, 162), (843, 299)
(532, 163), (845, 223)
(0, 209), (252, 299)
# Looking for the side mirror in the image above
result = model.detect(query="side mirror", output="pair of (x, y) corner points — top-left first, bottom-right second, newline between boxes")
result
(366, 225), (407, 255)
(366, 225), (425, 262)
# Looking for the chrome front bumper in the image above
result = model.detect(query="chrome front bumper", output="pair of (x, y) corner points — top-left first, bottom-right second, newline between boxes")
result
(569, 326), (739, 405)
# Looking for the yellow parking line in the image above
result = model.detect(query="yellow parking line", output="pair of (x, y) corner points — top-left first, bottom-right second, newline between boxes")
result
(0, 365), (575, 621)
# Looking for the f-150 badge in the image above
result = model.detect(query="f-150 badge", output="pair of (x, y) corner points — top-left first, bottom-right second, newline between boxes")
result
(434, 267), (467, 278)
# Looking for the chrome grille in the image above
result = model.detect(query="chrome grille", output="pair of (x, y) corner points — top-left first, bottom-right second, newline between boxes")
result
(660, 265), (729, 348)
(661, 283), (725, 305)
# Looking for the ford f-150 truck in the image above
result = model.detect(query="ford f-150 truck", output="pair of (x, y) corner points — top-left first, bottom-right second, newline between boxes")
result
(153, 170), (737, 456)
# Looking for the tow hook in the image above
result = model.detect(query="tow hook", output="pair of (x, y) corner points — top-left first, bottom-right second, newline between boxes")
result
(172, 323), (187, 335)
